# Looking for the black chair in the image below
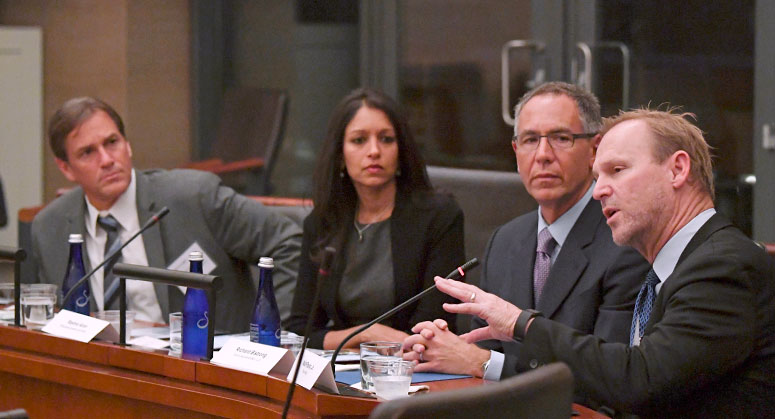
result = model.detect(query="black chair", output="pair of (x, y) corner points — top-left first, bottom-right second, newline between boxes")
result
(186, 87), (289, 195)
(427, 166), (536, 287)
(369, 362), (574, 419)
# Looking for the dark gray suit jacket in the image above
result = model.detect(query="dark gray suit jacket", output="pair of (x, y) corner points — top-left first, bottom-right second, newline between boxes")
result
(475, 199), (649, 377)
(516, 214), (775, 418)
(31, 169), (302, 332)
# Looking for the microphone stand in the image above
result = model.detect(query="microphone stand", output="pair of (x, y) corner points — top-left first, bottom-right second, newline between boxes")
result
(282, 247), (336, 419)
(111, 263), (221, 353)
(0, 246), (26, 327)
(330, 258), (479, 375)
(61, 207), (169, 307)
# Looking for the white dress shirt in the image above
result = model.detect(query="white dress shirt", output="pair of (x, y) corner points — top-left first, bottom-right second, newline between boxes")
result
(84, 170), (164, 323)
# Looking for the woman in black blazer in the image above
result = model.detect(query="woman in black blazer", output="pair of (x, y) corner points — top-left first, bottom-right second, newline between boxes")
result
(288, 88), (465, 349)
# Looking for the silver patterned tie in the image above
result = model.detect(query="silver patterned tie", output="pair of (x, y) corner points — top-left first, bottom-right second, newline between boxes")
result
(533, 227), (557, 306)
(630, 269), (660, 346)
(97, 214), (122, 309)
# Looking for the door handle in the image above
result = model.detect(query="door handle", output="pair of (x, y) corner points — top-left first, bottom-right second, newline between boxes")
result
(501, 40), (546, 126)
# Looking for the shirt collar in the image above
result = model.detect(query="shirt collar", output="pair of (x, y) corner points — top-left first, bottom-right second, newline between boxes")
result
(652, 208), (717, 284)
(537, 181), (595, 247)
(85, 169), (137, 236)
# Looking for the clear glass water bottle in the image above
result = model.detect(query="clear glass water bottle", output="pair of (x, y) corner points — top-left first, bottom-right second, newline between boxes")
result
(61, 234), (90, 315)
(182, 251), (209, 359)
(250, 257), (281, 346)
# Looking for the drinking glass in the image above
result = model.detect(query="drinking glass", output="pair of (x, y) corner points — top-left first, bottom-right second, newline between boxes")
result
(21, 284), (57, 329)
(371, 359), (414, 400)
(169, 312), (183, 355)
(95, 310), (136, 341)
(280, 330), (303, 357)
(359, 341), (402, 391)
(0, 283), (14, 306)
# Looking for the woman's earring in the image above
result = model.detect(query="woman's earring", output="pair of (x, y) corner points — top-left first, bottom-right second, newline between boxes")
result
(396, 167), (402, 177)
(340, 168), (345, 178)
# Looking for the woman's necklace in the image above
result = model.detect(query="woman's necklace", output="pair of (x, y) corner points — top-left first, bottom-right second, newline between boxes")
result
(353, 220), (375, 242)
(354, 203), (394, 242)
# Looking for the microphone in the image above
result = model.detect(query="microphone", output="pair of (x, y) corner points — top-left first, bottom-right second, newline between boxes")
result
(282, 246), (336, 419)
(61, 207), (170, 308)
(330, 258), (479, 373)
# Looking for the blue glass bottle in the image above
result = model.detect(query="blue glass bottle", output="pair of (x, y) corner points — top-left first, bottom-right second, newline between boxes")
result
(250, 257), (281, 346)
(61, 234), (90, 315)
(182, 251), (209, 359)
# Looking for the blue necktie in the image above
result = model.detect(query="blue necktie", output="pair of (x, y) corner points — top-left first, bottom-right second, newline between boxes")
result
(630, 269), (660, 346)
(97, 215), (122, 309)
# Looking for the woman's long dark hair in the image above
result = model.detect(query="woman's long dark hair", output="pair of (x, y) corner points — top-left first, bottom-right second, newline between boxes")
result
(310, 88), (431, 255)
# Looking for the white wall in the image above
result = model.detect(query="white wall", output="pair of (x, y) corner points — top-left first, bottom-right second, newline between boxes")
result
(0, 26), (43, 247)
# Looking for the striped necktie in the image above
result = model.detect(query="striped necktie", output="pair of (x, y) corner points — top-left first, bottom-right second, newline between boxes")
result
(97, 214), (122, 309)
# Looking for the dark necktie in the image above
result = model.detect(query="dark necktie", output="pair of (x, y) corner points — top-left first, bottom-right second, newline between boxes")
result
(97, 214), (122, 309)
(630, 269), (660, 346)
(533, 227), (557, 306)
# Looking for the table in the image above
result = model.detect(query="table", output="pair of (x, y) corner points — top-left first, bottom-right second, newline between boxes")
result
(0, 325), (607, 418)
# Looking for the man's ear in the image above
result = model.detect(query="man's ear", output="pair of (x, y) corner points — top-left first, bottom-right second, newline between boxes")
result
(54, 157), (77, 183)
(511, 140), (520, 173)
(669, 150), (691, 188)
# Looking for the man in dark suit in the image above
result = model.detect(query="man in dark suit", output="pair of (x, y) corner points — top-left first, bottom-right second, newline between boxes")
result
(403, 82), (648, 381)
(31, 97), (302, 332)
(434, 109), (775, 417)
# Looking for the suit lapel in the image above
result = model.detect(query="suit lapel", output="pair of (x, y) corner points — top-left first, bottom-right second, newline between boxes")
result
(537, 200), (601, 317)
(647, 213), (731, 330)
(135, 171), (171, 317)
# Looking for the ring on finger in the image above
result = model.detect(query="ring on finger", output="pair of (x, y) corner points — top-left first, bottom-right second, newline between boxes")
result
(470, 292), (476, 302)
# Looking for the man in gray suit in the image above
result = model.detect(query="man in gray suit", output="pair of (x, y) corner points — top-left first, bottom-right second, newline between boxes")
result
(31, 97), (302, 332)
(403, 82), (648, 383)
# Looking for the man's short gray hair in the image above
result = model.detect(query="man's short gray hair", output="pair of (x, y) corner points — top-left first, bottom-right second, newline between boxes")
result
(513, 82), (602, 136)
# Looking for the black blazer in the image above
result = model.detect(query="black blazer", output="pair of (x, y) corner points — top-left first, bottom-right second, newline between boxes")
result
(288, 191), (465, 348)
(516, 214), (775, 418)
(475, 199), (648, 377)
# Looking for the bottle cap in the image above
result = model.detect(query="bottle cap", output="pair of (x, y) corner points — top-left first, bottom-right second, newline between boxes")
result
(68, 234), (84, 243)
(189, 251), (204, 261)
(258, 257), (274, 269)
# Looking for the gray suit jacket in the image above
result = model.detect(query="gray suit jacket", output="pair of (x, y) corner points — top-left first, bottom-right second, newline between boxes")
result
(475, 199), (649, 377)
(30, 169), (302, 332)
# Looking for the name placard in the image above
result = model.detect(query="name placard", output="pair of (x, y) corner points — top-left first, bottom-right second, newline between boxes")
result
(286, 350), (339, 394)
(42, 310), (110, 343)
(211, 338), (294, 375)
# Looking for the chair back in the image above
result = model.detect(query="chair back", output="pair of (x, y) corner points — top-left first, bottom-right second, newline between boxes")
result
(249, 196), (313, 226)
(426, 166), (536, 287)
(369, 362), (574, 419)
(211, 87), (289, 194)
